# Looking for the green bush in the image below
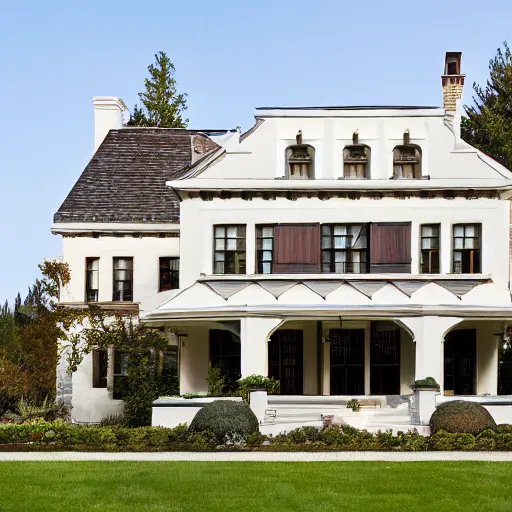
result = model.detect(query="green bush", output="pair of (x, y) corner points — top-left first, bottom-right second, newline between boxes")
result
(413, 377), (440, 389)
(188, 400), (259, 443)
(236, 375), (280, 402)
(206, 367), (226, 397)
(497, 423), (512, 433)
(429, 400), (497, 436)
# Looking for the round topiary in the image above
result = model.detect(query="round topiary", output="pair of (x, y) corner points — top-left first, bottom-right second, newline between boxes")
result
(429, 400), (497, 435)
(188, 400), (259, 444)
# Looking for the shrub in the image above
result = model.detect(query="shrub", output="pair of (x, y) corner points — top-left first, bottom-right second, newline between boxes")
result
(497, 423), (512, 433)
(188, 400), (259, 443)
(347, 399), (361, 412)
(236, 375), (280, 402)
(413, 377), (440, 389)
(206, 367), (226, 397)
(429, 400), (497, 436)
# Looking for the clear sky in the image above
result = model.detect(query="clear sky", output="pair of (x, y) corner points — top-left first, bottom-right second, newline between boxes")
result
(0, 0), (511, 304)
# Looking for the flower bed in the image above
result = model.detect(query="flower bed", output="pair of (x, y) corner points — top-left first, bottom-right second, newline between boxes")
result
(1, 421), (512, 452)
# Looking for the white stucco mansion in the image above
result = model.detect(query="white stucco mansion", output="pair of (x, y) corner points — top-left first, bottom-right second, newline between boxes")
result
(54, 53), (512, 425)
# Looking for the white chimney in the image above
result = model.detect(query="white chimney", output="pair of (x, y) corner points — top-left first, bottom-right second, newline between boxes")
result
(93, 96), (128, 153)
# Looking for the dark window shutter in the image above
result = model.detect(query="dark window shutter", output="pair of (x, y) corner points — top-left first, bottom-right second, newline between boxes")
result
(370, 223), (411, 273)
(92, 350), (108, 388)
(274, 224), (321, 273)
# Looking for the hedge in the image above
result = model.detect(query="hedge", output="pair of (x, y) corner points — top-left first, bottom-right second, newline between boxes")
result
(1, 421), (512, 451)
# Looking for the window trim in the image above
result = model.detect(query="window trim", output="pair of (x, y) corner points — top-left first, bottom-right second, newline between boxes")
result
(159, 256), (179, 292)
(321, 223), (370, 274)
(85, 257), (100, 302)
(452, 223), (482, 274)
(342, 144), (371, 179)
(392, 143), (422, 179)
(213, 224), (247, 275)
(285, 144), (315, 180)
(420, 224), (440, 274)
(112, 257), (134, 302)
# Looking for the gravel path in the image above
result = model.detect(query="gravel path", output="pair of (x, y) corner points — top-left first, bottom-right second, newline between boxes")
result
(0, 452), (511, 462)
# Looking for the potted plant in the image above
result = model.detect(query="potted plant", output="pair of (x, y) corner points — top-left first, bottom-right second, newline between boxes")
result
(412, 377), (440, 426)
(347, 398), (361, 412)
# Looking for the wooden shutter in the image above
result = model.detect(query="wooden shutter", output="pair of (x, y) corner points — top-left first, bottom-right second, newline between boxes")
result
(273, 224), (321, 273)
(92, 350), (108, 388)
(370, 222), (411, 273)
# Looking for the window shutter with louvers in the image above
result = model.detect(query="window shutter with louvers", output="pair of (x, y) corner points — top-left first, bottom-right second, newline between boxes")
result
(273, 224), (321, 273)
(370, 222), (411, 273)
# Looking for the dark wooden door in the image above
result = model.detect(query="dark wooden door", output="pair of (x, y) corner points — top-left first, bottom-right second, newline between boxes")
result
(268, 330), (304, 395)
(370, 323), (401, 395)
(444, 329), (476, 395)
(330, 329), (365, 395)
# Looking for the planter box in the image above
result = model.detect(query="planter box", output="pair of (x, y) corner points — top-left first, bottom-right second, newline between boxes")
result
(152, 396), (242, 428)
(413, 387), (439, 426)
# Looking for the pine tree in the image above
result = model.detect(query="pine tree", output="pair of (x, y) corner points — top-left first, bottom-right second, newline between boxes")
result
(462, 43), (512, 169)
(128, 51), (188, 128)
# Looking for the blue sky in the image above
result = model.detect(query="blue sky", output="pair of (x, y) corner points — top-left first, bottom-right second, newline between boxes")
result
(0, 0), (510, 304)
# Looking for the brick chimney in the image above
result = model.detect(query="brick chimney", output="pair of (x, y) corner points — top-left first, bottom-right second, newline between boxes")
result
(93, 96), (128, 153)
(442, 52), (465, 112)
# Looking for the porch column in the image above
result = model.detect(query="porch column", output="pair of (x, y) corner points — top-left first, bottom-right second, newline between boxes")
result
(396, 316), (462, 388)
(476, 324), (499, 395)
(240, 317), (284, 378)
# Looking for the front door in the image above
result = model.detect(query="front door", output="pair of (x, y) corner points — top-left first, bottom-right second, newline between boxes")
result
(444, 329), (476, 395)
(370, 323), (401, 395)
(268, 330), (304, 395)
(330, 329), (365, 395)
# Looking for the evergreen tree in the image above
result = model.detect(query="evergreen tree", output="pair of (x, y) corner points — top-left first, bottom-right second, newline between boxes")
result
(462, 43), (512, 169)
(128, 51), (188, 128)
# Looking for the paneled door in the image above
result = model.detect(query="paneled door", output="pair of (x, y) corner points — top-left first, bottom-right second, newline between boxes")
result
(330, 329), (365, 395)
(268, 330), (304, 395)
(444, 329), (476, 395)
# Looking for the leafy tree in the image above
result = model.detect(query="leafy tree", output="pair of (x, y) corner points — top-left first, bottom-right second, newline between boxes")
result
(128, 51), (188, 128)
(462, 42), (512, 169)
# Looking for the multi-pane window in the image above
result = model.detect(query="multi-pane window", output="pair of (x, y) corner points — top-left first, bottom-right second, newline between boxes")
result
(113, 257), (133, 301)
(85, 257), (99, 302)
(159, 257), (179, 291)
(213, 225), (246, 274)
(321, 224), (369, 273)
(113, 351), (129, 400)
(453, 224), (481, 273)
(210, 330), (241, 392)
(420, 224), (440, 273)
(256, 226), (274, 274)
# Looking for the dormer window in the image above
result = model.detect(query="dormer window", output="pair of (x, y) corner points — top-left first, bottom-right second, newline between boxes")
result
(393, 130), (421, 179)
(343, 131), (370, 178)
(286, 130), (315, 179)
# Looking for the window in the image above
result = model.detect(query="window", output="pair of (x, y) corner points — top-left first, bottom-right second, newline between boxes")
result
(210, 330), (241, 392)
(113, 257), (133, 301)
(343, 131), (370, 178)
(393, 131), (422, 179)
(213, 225), (246, 274)
(273, 224), (321, 273)
(113, 351), (129, 399)
(420, 224), (440, 273)
(85, 258), (99, 302)
(322, 224), (369, 273)
(256, 226), (274, 274)
(92, 349), (107, 388)
(453, 224), (481, 273)
(370, 223), (411, 273)
(159, 257), (179, 291)
(286, 130), (315, 179)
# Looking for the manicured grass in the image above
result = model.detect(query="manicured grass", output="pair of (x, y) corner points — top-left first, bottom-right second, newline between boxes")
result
(1, 461), (511, 511)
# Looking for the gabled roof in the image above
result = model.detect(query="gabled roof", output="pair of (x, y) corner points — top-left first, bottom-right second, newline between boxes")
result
(54, 128), (219, 224)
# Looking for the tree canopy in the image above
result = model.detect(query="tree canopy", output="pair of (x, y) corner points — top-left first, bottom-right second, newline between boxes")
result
(462, 42), (512, 169)
(129, 51), (188, 128)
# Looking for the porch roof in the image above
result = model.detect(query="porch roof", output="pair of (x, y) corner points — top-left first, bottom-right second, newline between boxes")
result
(141, 277), (512, 324)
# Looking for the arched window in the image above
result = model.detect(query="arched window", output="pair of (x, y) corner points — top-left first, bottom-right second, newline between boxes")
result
(343, 131), (370, 178)
(286, 130), (315, 179)
(393, 130), (422, 179)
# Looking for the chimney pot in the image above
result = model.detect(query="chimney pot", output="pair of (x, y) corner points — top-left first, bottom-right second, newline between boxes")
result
(442, 52), (465, 112)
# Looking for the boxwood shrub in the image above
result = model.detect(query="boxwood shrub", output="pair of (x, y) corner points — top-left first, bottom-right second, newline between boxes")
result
(429, 401), (497, 436)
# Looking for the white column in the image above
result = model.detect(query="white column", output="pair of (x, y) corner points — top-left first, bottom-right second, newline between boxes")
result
(245, 223), (256, 275)
(240, 317), (283, 378)
(396, 316), (462, 389)
(476, 325), (499, 395)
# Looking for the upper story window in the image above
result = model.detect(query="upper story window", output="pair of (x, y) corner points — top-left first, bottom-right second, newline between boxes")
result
(322, 224), (369, 273)
(343, 131), (370, 178)
(420, 224), (440, 274)
(256, 226), (274, 274)
(113, 257), (133, 302)
(214, 225), (246, 274)
(286, 130), (315, 179)
(453, 224), (481, 273)
(85, 257), (99, 302)
(393, 130), (422, 179)
(159, 257), (179, 291)
(369, 223), (412, 273)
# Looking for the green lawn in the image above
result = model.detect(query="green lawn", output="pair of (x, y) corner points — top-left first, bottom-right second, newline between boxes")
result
(0, 462), (511, 511)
